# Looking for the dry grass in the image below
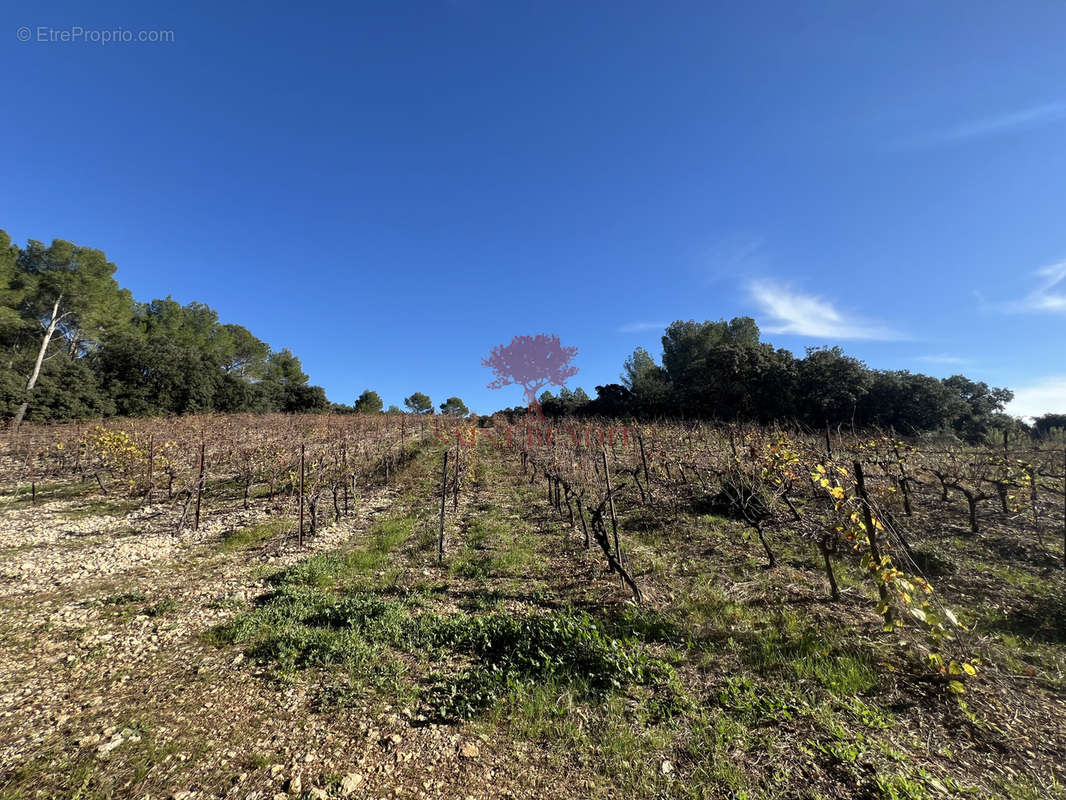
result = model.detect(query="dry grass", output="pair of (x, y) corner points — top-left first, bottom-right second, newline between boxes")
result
(0, 440), (1064, 800)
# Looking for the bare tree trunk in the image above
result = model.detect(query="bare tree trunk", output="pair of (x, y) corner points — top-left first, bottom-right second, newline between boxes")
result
(632, 468), (646, 504)
(576, 496), (590, 550)
(898, 477), (913, 515)
(820, 541), (839, 600)
(1024, 466), (1040, 544)
(753, 521), (776, 568)
(995, 482), (1009, 514)
(853, 461), (891, 615)
(589, 506), (641, 602)
(962, 490), (980, 534)
(602, 449), (624, 571)
(11, 296), (64, 433)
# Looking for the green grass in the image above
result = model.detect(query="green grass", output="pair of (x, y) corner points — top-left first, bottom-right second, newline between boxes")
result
(212, 572), (679, 721)
(102, 590), (148, 605)
(0, 479), (96, 507)
(206, 515), (422, 696)
(210, 497), (681, 719)
(448, 511), (540, 580)
(267, 515), (415, 589)
(179, 443), (1066, 800)
(986, 563), (1048, 593)
(143, 597), (178, 617)
(0, 718), (180, 800)
(417, 608), (681, 720)
(216, 518), (292, 552)
(59, 498), (143, 520)
(207, 582), (410, 697)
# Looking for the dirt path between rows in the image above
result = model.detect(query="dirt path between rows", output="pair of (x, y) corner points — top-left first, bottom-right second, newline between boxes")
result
(0, 446), (608, 800)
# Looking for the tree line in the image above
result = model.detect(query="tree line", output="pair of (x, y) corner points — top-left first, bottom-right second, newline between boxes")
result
(0, 231), (330, 426)
(4, 230), (1058, 440)
(524, 317), (1051, 444)
(330, 390), (470, 417)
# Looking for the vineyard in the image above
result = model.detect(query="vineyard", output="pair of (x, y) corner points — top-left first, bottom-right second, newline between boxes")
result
(1, 413), (1065, 800)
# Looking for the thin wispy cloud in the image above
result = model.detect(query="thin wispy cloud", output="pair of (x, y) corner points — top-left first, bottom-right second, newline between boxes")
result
(705, 235), (765, 283)
(749, 280), (902, 341)
(1001, 261), (1066, 313)
(617, 321), (668, 334)
(898, 102), (1066, 148)
(1006, 374), (1066, 419)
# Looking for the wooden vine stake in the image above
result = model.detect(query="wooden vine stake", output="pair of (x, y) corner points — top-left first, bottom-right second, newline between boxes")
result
(298, 443), (305, 547)
(638, 433), (651, 505)
(853, 461), (890, 616)
(146, 433), (154, 505)
(453, 435), (460, 511)
(194, 437), (205, 531)
(894, 445), (912, 516)
(602, 448), (625, 574)
(342, 439), (349, 517)
(26, 439), (35, 505)
(438, 450), (449, 564)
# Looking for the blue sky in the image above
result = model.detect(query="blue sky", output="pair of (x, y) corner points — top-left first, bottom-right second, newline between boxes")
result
(2, 1), (1064, 416)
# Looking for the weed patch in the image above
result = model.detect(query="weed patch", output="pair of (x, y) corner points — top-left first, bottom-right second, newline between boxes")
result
(212, 565), (681, 723)
(217, 519), (291, 552)
(420, 609), (681, 720)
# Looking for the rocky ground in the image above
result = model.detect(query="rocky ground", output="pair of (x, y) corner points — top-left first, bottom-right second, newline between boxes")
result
(0, 477), (555, 800)
(2, 444), (1065, 800)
